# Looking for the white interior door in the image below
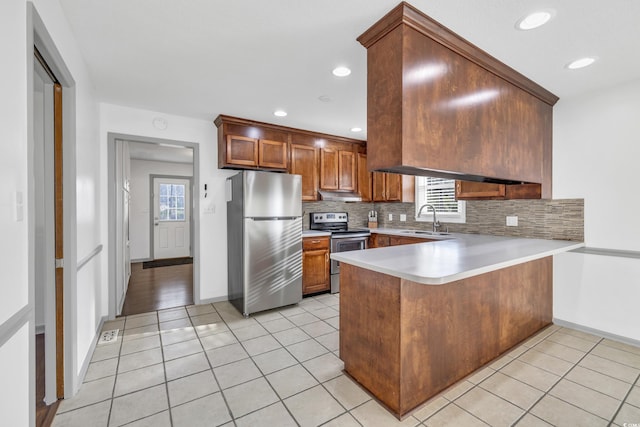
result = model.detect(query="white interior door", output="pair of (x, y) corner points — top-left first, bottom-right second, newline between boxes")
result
(153, 177), (191, 259)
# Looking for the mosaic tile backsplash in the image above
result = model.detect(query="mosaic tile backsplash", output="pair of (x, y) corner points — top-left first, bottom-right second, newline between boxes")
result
(303, 199), (584, 241)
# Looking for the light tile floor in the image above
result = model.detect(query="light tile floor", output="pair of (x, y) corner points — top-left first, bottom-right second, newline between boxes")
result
(53, 293), (640, 426)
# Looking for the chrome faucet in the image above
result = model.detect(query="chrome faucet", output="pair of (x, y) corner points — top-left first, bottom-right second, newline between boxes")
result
(417, 204), (441, 232)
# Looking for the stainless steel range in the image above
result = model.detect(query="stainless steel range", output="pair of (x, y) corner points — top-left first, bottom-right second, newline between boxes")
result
(309, 212), (370, 293)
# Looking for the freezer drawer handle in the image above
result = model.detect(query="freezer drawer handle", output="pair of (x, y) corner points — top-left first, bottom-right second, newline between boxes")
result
(250, 217), (299, 221)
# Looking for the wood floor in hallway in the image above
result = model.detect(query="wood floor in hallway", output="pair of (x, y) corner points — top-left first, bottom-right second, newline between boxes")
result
(120, 262), (193, 316)
(35, 334), (60, 427)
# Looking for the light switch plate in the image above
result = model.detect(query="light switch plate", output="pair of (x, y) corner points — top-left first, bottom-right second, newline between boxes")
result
(506, 216), (518, 227)
(400, 214), (407, 222)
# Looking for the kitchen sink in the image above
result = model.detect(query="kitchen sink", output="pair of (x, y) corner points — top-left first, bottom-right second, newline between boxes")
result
(400, 230), (450, 236)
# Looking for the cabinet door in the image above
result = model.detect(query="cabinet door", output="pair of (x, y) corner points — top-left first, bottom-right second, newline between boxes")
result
(455, 181), (506, 199)
(259, 139), (287, 169)
(389, 235), (434, 246)
(290, 144), (319, 201)
(372, 171), (386, 201)
(320, 148), (339, 190)
(226, 135), (258, 167)
(357, 153), (372, 202)
(385, 173), (402, 201)
(302, 249), (330, 295)
(369, 234), (390, 248)
(338, 150), (356, 191)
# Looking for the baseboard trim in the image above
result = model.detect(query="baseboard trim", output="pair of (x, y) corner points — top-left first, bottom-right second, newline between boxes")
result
(553, 317), (640, 348)
(76, 315), (107, 387)
(198, 296), (229, 305)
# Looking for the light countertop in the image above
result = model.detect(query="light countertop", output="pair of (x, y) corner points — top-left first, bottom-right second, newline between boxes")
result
(332, 231), (584, 285)
(303, 230), (331, 238)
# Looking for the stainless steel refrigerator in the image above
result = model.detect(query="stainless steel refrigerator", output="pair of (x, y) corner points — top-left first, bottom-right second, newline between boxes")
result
(226, 171), (303, 316)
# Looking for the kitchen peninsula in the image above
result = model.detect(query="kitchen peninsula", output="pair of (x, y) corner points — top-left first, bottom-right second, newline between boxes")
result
(332, 233), (583, 418)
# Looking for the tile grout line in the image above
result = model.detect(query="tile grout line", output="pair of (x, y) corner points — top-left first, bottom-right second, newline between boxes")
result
(608, 371), (640, 426)
(224, 297), (345, 425)
(511, 334), (608, 425)
(189, 303), (238, 426)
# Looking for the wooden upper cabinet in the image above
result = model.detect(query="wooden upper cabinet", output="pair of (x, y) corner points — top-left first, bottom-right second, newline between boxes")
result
(455, 181), (541, 200)
(320, 146), (357, 191)
(357, 153), (372, 202)
(372, 172), (414, 202)
(455, 181), (506, 200)
(384, 173), (402, 202)
(226, 136), (287, 170)
(259, 139), (287, 169)
(338, 150), (356, 191)
(358, 3), (558, 198)
(214, 116), (366, 191)
(226, 135), (258, 167)
(320, 148), (339, 190)
(290, 143), (319, 201)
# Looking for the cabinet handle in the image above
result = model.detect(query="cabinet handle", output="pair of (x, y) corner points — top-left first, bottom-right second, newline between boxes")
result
(312, 240), (320, 244)
(325, 253), (329, 263)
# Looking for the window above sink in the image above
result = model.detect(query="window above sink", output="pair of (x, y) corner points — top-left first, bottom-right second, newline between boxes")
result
(415, 177), (466, 224)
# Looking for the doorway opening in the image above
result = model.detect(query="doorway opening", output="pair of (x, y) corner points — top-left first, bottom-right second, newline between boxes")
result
(33, 48), (63, 426)
(108, 135), (200, 318)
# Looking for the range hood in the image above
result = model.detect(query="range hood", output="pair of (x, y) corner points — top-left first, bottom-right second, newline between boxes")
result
(357, 2), (559, 198)
(318, 190), (362, 202)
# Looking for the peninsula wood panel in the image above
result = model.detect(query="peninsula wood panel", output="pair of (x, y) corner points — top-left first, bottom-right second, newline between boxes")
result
(339, 257), (552, 418)
(340, 265), (402, 412)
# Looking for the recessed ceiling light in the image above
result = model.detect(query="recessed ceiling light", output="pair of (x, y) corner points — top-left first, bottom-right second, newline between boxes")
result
(273, 110), (287, 117)
(318, 95), (332, 103)
(332, 66), (351, 77)
(566, 57), (597, 70)
(516, 10), (554, 30)
(350, 127), (363, 132)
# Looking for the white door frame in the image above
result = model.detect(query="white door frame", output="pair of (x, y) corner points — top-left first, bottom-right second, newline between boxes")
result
(28, 2), (79, 405)
(150, 175), (194, 260)
(107, 133), (201, 320)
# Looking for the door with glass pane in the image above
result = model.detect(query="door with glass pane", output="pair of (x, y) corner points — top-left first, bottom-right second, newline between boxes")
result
(153, 177), (191, 259)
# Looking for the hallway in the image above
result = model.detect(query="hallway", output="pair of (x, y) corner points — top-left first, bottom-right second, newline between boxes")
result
(120, 262), (193, 317)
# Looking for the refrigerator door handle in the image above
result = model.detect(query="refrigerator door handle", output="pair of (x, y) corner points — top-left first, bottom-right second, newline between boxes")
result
(249, 217), (300, 221)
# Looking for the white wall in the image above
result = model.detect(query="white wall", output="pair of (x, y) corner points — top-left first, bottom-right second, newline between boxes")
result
(553, 78), (640, 341)
(100, 103), (235, 304)
(130, 159), (193, 260)
(1, 0), (104, 421)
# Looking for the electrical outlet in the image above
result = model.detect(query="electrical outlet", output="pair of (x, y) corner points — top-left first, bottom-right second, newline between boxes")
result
(388, 213), (393, 221)
(506, 216), (518, 227)
(400, 214), (407, 222)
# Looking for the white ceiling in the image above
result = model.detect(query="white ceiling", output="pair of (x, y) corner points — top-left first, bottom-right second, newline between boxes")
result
(59, 0), (640, 139)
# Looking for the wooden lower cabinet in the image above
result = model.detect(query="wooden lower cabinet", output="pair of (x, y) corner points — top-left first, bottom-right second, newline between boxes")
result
(340, 257), (552, 417)
(388, 235), (435, 246)
(369, 233), (434, 248)
(302, 236), (330, 295)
